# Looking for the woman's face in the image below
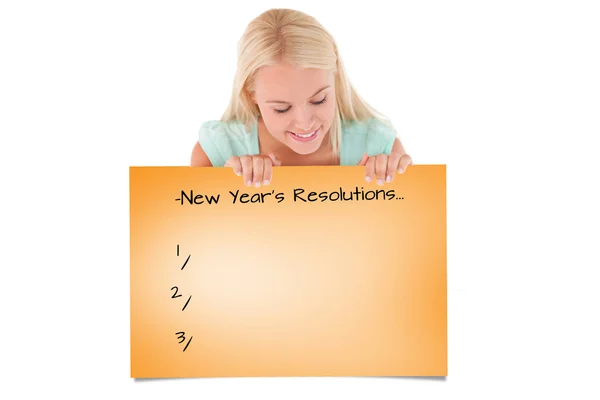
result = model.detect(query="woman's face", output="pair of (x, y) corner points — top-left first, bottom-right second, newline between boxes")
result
(251, 63), (336, 155)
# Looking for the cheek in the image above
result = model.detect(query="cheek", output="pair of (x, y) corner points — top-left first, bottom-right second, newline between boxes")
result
(319, 97), (336, 125)
(259, 109), (289, 135)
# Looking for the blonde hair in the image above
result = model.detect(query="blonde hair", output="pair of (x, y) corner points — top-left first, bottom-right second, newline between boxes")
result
(221, 8), (390, 155)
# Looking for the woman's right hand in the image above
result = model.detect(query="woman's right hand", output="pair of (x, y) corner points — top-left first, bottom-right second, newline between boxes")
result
(224, 153), (281, 187)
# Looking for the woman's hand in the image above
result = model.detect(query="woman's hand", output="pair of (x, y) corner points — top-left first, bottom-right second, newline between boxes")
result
(225, 153), (281, 187)
(358, 152), (413, 185)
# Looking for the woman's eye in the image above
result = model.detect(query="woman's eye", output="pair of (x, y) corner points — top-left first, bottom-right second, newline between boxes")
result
(312, 95), (327, 105)
(274, 95), (327, 114)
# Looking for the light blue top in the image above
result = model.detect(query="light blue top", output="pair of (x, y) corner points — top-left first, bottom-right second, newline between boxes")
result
(198, 117), (398, 167)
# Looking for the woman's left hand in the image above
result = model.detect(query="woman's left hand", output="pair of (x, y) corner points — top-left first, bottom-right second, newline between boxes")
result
(358, 152), (413, 185)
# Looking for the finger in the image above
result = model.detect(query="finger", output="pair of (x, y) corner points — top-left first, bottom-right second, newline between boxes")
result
(224, 156), (242, 176)
(239, 155), (253, 186)
(357, 153), (368, 166)
(398, 154), (414, 173)
(263, 157), (273, 185)
(252, 156), (264, 187)
(268, 152), (282, 167)
(385, 152), (402, 182)
(375, 154), (388, 185)
(364, 157), (375, 182)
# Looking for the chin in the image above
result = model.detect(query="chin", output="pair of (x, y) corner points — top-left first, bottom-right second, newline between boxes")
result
(290, 145), (320, 155)
(286, 138), (325, 155)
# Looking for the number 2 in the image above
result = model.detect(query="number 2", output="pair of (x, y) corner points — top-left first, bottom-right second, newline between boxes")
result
(171, 286), (182, 298)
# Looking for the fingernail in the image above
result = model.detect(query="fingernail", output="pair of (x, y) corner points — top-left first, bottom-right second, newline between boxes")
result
(365, 176), (371, 182)
(235, 171), (242, 176)
(377, 179), (384, 185)
(254, 182), (261, 188)
(263, 179), (270, 185)
(246, 180), (251, 186)
(386, 175), (392, 182)
(398, 168), (404, 174)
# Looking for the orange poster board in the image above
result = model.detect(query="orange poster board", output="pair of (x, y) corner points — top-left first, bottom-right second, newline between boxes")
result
(129, 165), (447, 378)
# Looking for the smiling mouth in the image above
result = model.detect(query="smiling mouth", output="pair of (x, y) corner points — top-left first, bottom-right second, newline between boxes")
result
(287, 127), (319, 142)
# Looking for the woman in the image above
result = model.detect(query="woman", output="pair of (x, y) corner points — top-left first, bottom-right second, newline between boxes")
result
(191, 8), (413, 187)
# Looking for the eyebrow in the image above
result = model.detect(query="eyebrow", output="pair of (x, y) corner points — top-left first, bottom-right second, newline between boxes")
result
(265, 85), (330, 104)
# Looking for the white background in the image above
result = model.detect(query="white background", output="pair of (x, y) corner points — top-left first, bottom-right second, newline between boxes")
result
(1, 0), (599, 398)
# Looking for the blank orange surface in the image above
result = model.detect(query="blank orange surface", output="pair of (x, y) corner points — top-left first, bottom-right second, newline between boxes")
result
(129, 165), (447, 378)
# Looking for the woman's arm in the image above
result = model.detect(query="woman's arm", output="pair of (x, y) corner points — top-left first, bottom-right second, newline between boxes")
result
(190, 142), (213, 167)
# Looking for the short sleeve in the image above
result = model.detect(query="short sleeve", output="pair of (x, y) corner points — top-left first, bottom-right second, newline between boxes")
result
(365, 118), (398, 156)
(198, 120), (228, 167)
(340, 118), (399, 165)
(197, 120), (259, 167)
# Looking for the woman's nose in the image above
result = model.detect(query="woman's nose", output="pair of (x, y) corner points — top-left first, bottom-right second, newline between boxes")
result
(294, 107), (315, 131)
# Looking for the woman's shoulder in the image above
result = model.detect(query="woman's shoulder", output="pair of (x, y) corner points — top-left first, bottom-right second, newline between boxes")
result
(197, 119), (259, 167)
(199, 119), (256, 140)
(342, 117), (397, 138)
(340, 117), (398, 164)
